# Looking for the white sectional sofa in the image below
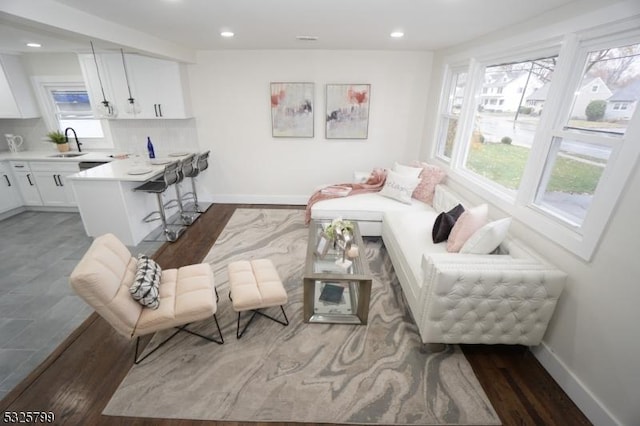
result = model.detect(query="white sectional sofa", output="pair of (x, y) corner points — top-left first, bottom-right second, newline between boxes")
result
(310, 184), (566, 346)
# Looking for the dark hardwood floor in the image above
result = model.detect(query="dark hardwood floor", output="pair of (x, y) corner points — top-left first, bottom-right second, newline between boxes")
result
(0, 204), (591, 426)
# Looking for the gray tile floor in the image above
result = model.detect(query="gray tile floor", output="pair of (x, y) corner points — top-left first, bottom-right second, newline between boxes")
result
(0, 211), (162, 400)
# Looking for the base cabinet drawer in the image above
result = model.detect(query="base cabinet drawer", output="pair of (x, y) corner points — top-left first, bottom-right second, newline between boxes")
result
(9, 161), (80, 207)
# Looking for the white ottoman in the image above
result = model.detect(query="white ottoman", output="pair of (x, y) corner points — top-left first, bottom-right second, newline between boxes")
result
(228, 259), (289, 338)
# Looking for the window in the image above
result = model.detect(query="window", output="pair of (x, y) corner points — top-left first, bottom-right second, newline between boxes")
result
(535, 41), (640, 225)
(463, 57), (557, 192)
(50, 89), (103, 138)
(435, 68), (467, 160)
(32, 77), (113, 149)
(431, 19), (640, 260)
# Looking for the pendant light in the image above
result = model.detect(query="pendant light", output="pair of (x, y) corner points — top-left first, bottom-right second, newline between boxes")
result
(120, 48), (141, 115)
(90, 41), (117, 118)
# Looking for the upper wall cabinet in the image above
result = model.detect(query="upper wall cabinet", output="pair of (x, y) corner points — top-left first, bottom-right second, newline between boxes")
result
(78, 53), (192, 119)
(0, 54), (40, 119)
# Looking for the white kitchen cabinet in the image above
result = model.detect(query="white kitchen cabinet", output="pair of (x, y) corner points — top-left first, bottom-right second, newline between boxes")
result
(0, 54), (40, 118)
(0, 162), (22, 213)
(120, 54), (192, 119)
(79, 53), (192, 119)
(10, 162), (43, 206)
(30, 162), (79, 207)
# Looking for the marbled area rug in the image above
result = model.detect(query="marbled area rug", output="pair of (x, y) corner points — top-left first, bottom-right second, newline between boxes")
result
(103, 209), (500, 425)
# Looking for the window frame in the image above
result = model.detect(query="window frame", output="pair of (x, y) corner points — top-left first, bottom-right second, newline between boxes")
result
(31, 76), (114, 149)
(430, 23), (640, 261)
(433, 64), (470, 162)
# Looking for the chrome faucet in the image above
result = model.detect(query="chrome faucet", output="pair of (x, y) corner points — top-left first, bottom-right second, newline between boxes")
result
(64, 127), (82, 152)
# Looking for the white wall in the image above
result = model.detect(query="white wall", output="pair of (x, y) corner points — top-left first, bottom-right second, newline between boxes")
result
(189, 50), (432, 204)
(421, 1), (640, 424)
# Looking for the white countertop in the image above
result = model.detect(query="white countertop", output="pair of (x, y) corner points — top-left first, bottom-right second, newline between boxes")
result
(0, 150), (115, 162)
(67, 155), (192, 182)
(1, 150), (195, 182)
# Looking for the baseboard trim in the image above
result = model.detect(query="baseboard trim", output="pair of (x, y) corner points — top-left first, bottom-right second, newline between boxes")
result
(211, 194), (308, 205)
(532, 342), (620, 425)
(0, 206), (25, 221)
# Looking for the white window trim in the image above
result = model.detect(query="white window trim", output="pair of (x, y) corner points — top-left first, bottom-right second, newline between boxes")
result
(430, 23), (640, 261)
(31, 75), (114, 149)
(432, 63), (469, 162)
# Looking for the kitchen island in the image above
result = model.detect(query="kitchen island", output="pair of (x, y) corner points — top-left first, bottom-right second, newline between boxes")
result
(67, 156), (186, 246)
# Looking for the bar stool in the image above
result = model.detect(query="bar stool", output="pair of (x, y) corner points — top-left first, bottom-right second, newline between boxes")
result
(163, 154), (197, 226)
(182, 150), (211, 214)
(134, 161), (186, 242)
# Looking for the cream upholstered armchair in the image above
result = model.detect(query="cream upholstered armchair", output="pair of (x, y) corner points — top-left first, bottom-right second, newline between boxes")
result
(69, 233), (223, 363)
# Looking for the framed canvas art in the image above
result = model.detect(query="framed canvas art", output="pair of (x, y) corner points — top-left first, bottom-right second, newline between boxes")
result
(270, 82), (314, 138)
(325, 84), (371, 139)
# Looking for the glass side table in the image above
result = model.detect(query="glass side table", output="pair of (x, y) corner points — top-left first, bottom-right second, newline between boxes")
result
(303, 220), (372, 324)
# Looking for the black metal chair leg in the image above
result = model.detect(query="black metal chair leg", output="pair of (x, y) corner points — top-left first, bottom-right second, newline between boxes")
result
(177, 314), (224, 345)
(235, 305), (289, 339)
(236, 311), (258, 339)
(134, 328), (181, 364)
(133, 314), (224, 364)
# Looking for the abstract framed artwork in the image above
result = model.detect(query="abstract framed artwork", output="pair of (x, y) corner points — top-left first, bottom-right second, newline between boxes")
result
(325, 84), (371, 139)
(270, 82), (314, 138)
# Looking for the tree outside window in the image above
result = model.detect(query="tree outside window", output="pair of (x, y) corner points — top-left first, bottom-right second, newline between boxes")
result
(465, 56), (557, 191)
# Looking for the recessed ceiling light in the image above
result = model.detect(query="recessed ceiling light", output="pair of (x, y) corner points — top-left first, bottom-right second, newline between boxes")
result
(26, 43), (42, 48)
(220, 31), (234, 38)
(390, 31), (404, 39)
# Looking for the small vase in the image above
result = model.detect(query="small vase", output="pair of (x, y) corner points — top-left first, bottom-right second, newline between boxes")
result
(57, 143), (70, 152)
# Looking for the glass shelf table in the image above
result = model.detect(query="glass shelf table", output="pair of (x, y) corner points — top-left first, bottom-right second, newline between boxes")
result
(303, 220), (372, 325)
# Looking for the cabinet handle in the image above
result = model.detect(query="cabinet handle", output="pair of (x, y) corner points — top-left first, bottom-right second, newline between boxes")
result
(154, 104), (158, 117)
(3, 174), (10, 187)
(58, 175), (64, 186)
(53, 174), (59, 186)
(157, 104), (163, 117)
(27, 174), (34, 186)
(14, 165), (25, 168)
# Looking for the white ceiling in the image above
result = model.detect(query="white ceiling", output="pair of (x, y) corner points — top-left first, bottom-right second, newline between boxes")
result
(0, 0), (613, 54)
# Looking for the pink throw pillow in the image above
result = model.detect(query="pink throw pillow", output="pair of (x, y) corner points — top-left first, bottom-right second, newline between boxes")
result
(446, 204), (488, 253)
(411, 162), (446, 205)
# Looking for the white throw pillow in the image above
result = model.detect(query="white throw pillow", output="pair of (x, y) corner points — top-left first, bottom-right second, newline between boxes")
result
(460, 217), (512, 254)
(379, 170), (420, 204)
(393, 162), (422, 178)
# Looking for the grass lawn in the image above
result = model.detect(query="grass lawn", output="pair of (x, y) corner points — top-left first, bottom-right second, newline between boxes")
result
(466, 142), (604, 193)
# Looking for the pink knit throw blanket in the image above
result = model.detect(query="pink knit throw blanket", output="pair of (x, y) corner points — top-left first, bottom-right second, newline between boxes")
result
(304, 168), (387, 224)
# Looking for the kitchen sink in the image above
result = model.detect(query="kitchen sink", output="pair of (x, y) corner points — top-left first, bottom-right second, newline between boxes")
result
(48, 153), (87, 158)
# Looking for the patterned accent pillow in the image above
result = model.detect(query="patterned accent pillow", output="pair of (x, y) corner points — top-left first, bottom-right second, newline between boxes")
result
(130, 254), (161, 309)
(379, 170), (420, 204)
(411, 162), (446, 205)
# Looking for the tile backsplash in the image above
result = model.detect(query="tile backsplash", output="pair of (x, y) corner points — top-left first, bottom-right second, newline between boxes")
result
(0, 118), (52, 152)
(108, 119), (200, 156)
